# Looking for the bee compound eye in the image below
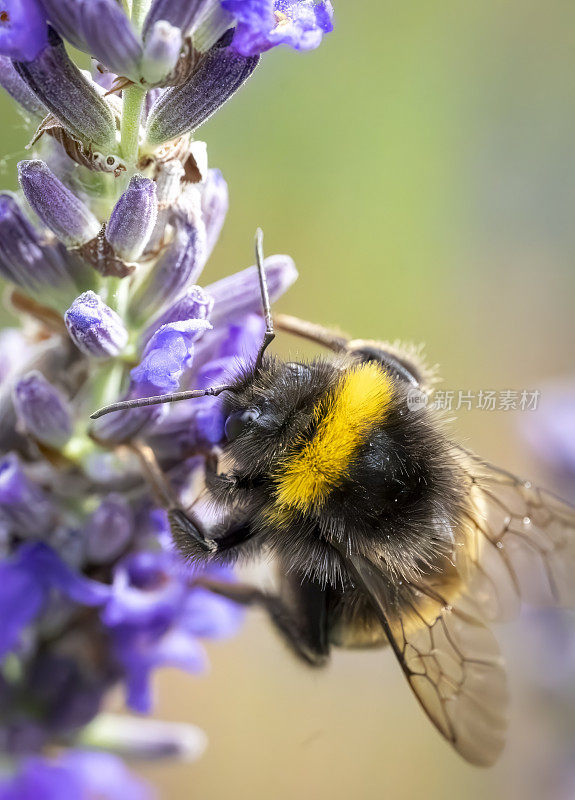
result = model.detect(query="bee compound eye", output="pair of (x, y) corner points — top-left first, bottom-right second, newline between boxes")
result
(224, 408), (261, 441)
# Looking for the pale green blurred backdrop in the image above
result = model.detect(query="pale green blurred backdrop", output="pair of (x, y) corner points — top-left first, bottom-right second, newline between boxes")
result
(2, 1), (575, 798)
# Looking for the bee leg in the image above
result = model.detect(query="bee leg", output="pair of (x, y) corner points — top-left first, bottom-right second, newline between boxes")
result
(274, 313), (350, 352)
(275, 313), (423, 387)
(196, 574), (330, 668)
(169, 509), (256, 562)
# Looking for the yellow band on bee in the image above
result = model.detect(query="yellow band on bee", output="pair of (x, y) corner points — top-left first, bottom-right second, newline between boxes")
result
(273, 362), (393, 512)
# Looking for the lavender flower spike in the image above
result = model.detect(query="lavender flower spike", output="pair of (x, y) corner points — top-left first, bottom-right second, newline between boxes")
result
(105, 176), (158, 262)
(141, 21), (182, 86)
(14, 28), (117, 150)
(0, 0), (48, 61)
(85, 495), (133, 565)
(65, 291), (128, 358)
(13, 371), (72, 449)
(145, 36), (259, 145)
(18, 160), (101, 248)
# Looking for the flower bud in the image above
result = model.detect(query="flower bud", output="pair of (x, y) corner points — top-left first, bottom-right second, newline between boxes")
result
(18, 160), (101, 248)
(143, 0), (212, 38)
(13, 371), (72, 449)
(143, 286), (213, 343)
(141, 20), (182, 86)
(0, 0), (48, 61)
(38, 0), (86, 51)
(0, 192), (76, 291)
(77, 0), (143, 82)
(0, 453), (54, 537)
(14, 28), (117, 149)
(206, 254), (298, 324)
(145, 38), (259, 145)
(201, 168), (228, 259)
(132, 213), (206, 318)
(0, 329), (31, 384)
(80, 713), (207, 762)
(85, 495), (133, 564)
(193, 3), (235, 53)
(105, 176), (158, 262)
(0, 56), (46, 116)
(64, 291), (128, 358)
(91, 404), (164, 444)
(145, 158), (185, 254)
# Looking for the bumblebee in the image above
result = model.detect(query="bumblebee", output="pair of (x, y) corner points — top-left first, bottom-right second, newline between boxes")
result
(93, 232), (575, 766)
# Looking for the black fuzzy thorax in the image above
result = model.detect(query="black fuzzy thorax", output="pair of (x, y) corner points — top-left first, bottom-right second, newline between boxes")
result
(206, 356), (469, 588)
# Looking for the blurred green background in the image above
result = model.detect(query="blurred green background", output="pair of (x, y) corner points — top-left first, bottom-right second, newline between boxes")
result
(2, 0), (575, 797)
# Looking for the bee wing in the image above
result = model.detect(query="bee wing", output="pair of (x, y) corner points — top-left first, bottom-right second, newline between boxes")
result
(457, 451), (575, 621)
(344, 552), (508, 766)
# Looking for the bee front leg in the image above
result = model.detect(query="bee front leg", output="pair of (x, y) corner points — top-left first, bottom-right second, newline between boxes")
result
(169, 509), (255, 563)
(195, 573), (330, 668)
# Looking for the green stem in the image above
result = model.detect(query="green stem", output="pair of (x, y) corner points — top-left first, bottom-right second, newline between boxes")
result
(106, 275), (131, 316)
(131, 0), (151, 31)
(120, 84), (146, 165)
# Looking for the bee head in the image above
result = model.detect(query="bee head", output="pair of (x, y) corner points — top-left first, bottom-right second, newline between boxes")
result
(220, 357), (341, 475)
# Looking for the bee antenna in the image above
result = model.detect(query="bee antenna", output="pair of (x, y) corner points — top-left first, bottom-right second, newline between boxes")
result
(253, 227), (275, 372)
(90, 229), (276, 421)
(90, 384), (236, 420)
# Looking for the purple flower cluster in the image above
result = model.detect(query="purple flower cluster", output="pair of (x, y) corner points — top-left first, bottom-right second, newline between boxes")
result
(0, 0), (327, 794)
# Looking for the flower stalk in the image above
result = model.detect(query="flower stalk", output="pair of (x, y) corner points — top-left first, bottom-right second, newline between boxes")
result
(0, 0), (333, 796)
(120, 84), (146, 165)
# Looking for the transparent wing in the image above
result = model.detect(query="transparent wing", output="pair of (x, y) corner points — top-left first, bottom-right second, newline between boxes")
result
(457, 451), (575, 621)
(345, 552), (508, 766)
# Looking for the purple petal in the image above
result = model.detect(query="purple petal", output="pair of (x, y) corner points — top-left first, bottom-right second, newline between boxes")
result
(0, 453), (55, 537)
(181, 583), (244, 639)
(224, 0), (334, 56)
(21, 543), (111, 605)
(205, 254), (297, 325)
(0, 555), (45, 658)
(131, 319), (211, 395)
(0, 0), (48, 61)
(0, 751), (153, 800)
